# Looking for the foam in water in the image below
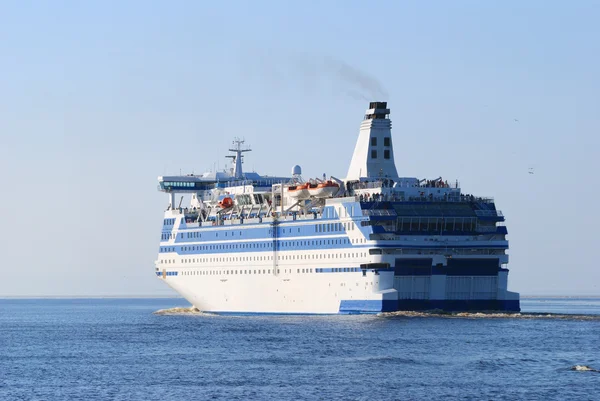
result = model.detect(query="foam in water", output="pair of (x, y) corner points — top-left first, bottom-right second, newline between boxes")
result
(153, 306), (214, 316)
(379, 311), (600, 320)
(571, 365), (600, 373)
(152, 307), (600, 321)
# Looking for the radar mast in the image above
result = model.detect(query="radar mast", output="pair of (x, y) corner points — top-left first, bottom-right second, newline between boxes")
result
(226, 138), (252, 179)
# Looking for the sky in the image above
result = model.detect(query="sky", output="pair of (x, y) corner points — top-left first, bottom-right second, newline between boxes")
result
(0, 1), (599, 297)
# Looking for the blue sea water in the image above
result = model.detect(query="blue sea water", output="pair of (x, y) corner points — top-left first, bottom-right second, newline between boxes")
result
(1, 298), (599, 400)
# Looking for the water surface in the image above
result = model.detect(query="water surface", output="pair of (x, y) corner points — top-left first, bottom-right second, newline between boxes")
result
(1, 298), (599, 400)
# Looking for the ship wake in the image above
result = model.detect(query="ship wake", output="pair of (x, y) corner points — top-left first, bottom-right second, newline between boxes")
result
(153, 306), (215, 316)
(380, 311), (600, 320)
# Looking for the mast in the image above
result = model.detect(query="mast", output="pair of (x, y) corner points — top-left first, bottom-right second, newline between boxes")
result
(225, 138), (252, 179)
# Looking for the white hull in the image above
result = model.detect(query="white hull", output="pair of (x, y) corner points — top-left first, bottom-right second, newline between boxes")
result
(159, 267), (395, 314)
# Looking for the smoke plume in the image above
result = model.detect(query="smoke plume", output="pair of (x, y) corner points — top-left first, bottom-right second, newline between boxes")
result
(241, 48), (389, 102)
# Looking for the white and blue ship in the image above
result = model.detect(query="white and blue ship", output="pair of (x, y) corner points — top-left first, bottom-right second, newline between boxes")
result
(155, 102), (520, 314)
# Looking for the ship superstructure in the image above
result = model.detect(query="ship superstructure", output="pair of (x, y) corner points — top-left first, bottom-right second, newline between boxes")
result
(155, 102), (520, 314)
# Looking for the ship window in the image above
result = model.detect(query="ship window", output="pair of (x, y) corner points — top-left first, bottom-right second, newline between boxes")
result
(371, 137), (377, 146)
(371, 150), (377, 159)
(384, 150), (390, 159)
(384, 137), (390, 146)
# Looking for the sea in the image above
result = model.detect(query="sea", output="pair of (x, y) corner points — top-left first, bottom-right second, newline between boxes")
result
(1, 297), (599, 401)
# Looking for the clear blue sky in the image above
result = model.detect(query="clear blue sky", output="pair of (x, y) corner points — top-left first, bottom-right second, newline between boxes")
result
(1, 1), (599, 296)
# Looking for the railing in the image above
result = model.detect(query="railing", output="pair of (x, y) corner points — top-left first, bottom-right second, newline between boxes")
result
(366, 216), (503, 235)
(475, 210), (503, 217)
(354, 194), (494, 204)
(350, 180), (395, 190)
(385, 248), (506, 256)
(181, 210), (325, 226)
(349, 179), (460, 190)
(475, 226), (498, 233)
(362, 209), (397, 216)
(159, 179), (286, 192)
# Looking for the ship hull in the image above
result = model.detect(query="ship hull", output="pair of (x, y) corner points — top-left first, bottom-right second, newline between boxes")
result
(157, 272), (520, 314)
(157, 268), (398, 314)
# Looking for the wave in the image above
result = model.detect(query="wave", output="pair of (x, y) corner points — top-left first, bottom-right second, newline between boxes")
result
(347, 355), (420, 364)
(153, 306), (215, 316)
(152, 307), (600, 320)
(570, 365), (600, 373)
(379, 310), (600, 320)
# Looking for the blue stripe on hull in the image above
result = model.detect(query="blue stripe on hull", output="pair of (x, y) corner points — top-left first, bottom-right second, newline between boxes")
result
(190, 299), (520, 316)
(339, 300), (397, 314)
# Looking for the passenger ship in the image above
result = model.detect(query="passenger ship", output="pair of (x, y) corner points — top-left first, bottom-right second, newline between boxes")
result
(155, 102), (520, 314)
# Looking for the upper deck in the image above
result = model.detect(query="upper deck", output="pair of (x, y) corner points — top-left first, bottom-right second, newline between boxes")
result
(157, 101), (506, 239)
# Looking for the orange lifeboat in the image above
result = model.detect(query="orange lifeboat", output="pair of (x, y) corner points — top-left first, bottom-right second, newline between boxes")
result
(288, 183), (310, 199)
(218, 197), (234, 209)
(308, 180), (340, 198)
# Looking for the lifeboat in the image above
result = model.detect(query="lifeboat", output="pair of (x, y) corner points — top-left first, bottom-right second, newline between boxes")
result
(308, 180), (340, 198)
(288, 183), (310, 199)
(218, 197), (234, 209)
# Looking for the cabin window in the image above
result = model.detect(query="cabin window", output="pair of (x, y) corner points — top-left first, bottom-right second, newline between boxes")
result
(384, 137), (390, 146)
(371, 137), (377, 146)
(371, 150), (377, 159)
(384, 150), (390, 159)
